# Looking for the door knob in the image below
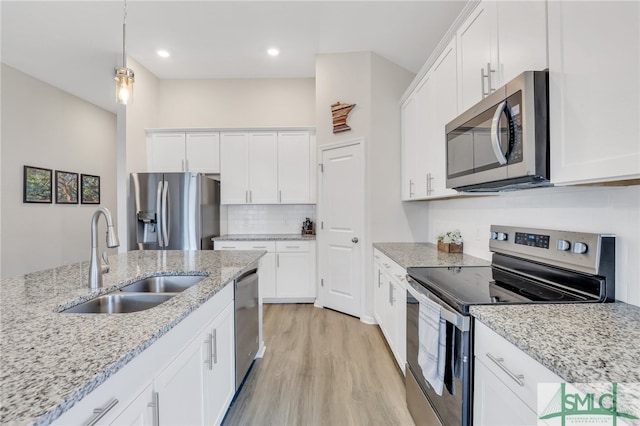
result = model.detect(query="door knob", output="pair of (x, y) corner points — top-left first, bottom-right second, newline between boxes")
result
(352, 237), (359, 243)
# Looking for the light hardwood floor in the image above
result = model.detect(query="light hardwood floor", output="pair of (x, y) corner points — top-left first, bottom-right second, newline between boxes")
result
(223, 304), (415, 426)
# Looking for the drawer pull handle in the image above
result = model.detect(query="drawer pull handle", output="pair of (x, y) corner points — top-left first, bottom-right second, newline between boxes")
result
(252, 246), (267, 249)
(84, 398), (119, 426)
(486, 352), (525, 387)
(285, 245), (300, 249)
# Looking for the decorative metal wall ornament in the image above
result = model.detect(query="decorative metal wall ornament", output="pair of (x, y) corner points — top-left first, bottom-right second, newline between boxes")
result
(331, 102), (356, 133)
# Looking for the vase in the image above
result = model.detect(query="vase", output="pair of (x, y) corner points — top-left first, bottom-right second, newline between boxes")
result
(437, 241), (463, 253)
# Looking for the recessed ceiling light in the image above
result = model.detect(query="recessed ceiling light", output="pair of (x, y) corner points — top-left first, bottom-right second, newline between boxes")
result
(267, 48), (279, 57)
(157, 50), (170, 58)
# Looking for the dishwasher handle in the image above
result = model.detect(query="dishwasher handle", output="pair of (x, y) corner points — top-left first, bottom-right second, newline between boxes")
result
(236, 268), (258, 283)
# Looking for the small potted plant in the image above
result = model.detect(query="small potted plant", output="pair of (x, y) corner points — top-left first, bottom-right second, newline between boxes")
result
(437, 229), (463, 253)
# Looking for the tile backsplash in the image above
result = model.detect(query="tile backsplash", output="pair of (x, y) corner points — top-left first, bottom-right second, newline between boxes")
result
(227, 204), (317, 234)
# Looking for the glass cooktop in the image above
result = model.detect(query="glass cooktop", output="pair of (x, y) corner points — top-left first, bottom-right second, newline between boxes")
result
(406, 262), (602, 314)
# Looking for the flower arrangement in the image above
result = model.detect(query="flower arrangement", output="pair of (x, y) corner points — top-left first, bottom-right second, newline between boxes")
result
(437, 229), (463, 253)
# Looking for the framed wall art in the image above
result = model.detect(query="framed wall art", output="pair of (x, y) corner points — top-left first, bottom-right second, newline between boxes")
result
(81, 174), (100, 204)
(23, 166), (52, 203)
(55, 170), (78, 204)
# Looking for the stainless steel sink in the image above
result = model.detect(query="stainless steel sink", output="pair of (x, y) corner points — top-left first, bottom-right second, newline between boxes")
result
(119, 275), (206, 293)
(62, 293), (175, 314)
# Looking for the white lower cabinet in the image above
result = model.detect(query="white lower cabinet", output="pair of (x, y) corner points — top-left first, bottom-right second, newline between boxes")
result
(473, 321), (563, 426)
(372, 249), (406, 373)
(109, 385), (155, 426)
(155, 302), (234, 426)
(53, 284), (236, 426)
(214, 240), (316, 303)
(474, 360), (538, 426)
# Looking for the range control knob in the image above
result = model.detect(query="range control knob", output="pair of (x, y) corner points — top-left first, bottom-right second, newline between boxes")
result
(497, 232), (508, 241)
(490, 231), (498, 240)
(557, 240), (571, 251)
(573, 242), (588, 254)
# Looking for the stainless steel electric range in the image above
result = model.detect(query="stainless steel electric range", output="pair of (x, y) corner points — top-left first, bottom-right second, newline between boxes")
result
(405, 225), (615, 426)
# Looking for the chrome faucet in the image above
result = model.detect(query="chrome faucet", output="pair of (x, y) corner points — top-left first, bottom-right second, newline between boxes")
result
(88, 207), (120, 290)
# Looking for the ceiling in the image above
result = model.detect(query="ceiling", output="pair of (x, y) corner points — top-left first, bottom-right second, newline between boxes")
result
(1, 1), (467, 113)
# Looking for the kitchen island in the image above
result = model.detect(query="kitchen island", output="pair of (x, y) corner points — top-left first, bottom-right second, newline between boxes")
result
(0, 250), (264, 425)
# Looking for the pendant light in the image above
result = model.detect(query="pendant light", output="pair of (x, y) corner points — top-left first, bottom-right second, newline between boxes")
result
(114, 0), (134, 105)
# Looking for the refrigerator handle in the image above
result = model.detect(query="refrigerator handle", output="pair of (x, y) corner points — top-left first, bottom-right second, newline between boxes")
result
(162, 181), (170, 247)
(156, 181), (164, 247)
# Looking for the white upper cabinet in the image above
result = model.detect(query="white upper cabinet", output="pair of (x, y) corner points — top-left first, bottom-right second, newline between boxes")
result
(457, 0), (547, 112)
(401, 39), (458, 201)
(278, 131), (312, 204)
(548, 1), (640, 185)
(148, 132), (187, 172)
(401, 93), (418, 200)
(220, 130), (315, 205)
(148, 132), (220, 173)
(186, 133), (221, 173)
(220, 132), (250, 204)
(457, 1), (497, 113)
(426, 38), (459, 198)
(248, 132), (279, 204)
(496, 1), (548, 87)
(221, 131), (279, 204)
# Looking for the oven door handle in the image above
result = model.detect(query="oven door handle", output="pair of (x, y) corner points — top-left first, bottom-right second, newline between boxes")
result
(406, 275), (470, 332)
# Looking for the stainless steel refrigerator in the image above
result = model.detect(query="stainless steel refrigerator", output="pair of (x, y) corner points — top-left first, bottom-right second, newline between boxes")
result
(129, 172), (220, 250)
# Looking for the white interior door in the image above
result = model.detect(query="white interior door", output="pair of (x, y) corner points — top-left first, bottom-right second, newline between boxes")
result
(320, 142), (363, 318)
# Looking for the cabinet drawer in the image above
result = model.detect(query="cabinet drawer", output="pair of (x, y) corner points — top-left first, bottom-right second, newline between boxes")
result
(474, 321), (563, 409)
(374, 250), (407, 288)
(214, 241), (276, 252)
(275, 240), (310, 252)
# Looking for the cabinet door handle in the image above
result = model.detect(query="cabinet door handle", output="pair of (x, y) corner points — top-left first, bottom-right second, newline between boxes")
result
(481, 63), (496, 98)
(212, 328), (218, 365)
(409, 179), (415, 197)
(276, 254), (280, 267)
(84, 398), (119, 426)
(486, 352), (525, 386)
(148, 392), (160, 426)
(279, 190), (282, 203)
(388, 282), (395, 306)
(426, 172), (434, 195)
(377, 270), (382, 288)
(205, 333), (213, 370)
(245, 190), (248, 204)
(249, 190), (252, 203)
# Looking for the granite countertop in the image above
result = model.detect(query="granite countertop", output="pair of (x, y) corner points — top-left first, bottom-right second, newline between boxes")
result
(0, 250), (264, 426)
(471, 303), (640, 412)
(373, 242), (490, 269)
(213, 233), (316, 241)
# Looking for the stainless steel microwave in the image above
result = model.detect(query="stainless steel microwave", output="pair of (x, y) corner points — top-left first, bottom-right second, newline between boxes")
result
(445, 70), (550, 192)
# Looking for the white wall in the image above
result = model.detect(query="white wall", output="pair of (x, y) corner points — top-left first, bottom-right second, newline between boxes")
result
(369, 53), (429, 243)
(426, 185), (640, 307)
(157, 78), (315, 128)
(315, 52), (428, 321)
(1, 64), (117, 278)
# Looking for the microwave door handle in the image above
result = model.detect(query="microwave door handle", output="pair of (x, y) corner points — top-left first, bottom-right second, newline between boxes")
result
(491, 101), (509, 165)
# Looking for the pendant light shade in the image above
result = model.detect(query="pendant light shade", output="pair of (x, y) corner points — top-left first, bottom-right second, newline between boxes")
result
(115, 67), (134, 105)
(114, 0), (134, 105)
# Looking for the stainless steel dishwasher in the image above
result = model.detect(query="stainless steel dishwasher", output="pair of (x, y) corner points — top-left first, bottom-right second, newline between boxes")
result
(234, 267), (259, 390)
